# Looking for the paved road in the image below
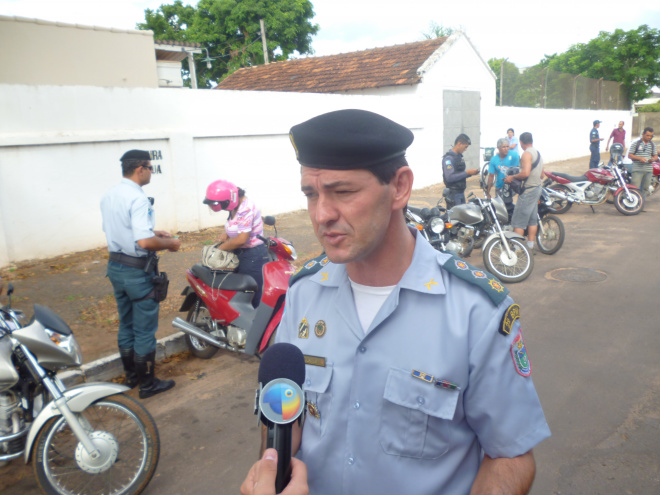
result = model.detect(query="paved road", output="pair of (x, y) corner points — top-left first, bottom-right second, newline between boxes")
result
(2, 194), (659, 495)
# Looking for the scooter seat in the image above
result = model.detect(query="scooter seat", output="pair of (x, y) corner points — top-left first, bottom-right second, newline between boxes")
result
(191, 264), (258, 292)
(552, 172), (588, 183)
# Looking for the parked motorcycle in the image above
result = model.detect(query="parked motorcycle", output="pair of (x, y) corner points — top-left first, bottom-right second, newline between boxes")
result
(0, 284), (159, 495)
(172, 216), (297, 359)
(544, 159), (644, 216)
(529, 185), (565, 255)
(437, 191), (534, 283)
(406, 205), (451, 253)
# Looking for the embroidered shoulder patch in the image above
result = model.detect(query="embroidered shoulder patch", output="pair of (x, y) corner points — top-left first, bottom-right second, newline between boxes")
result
(289, 253), (328, 287)
(499, 304), (520, 336)
(440, 255), (509, 306)
(511, 329), (531, 377)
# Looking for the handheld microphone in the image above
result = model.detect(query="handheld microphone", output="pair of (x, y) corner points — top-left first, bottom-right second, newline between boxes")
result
(256, 343), (306, 494)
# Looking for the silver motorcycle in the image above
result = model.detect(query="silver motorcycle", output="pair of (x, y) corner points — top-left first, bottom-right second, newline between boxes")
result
(445, 193), (534, 284)
(1, 284), (160, 495)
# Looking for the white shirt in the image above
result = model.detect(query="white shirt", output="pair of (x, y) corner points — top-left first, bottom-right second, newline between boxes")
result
(349, 280), (395, 333)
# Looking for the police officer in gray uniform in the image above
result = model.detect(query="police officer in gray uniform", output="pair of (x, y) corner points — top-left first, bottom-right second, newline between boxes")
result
(251, 110), (550, 495)
(101, 150), (180, 399)
(441, 133), (479, 208)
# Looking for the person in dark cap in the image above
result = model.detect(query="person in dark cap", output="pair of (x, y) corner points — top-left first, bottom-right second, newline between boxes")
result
(242, 109), (550, 495)
(441, 134), (480, 208)
(100, 150), (180, 399)
(589, 120), (604, 169)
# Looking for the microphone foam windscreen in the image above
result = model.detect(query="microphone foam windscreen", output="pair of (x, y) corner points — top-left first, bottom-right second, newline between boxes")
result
(258, 342), (306, 387)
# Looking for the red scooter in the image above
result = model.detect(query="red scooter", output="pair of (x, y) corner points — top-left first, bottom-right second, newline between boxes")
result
(172, 216), (297, 359)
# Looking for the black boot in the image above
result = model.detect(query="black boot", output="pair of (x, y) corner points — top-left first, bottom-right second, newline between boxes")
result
(134, 351), (175, 399)
(118, 347), (138, 388)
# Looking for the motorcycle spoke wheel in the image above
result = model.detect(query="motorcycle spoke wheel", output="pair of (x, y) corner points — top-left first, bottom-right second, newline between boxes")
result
(536, 215), (565, 255)
(482, 238), (534, 283)
(547, 185), (572, 214)
(185, 301), (219, 359)
(614, 189), (644, 216)
(33, 394), (159, 495)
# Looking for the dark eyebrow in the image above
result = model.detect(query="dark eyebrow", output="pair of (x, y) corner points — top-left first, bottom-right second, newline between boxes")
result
(301, 180), (355, 193)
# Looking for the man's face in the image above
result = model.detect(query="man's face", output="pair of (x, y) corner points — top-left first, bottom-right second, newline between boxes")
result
(618, 121), (624, 129)
(138, 162), (153, 186)
(642, 131), (654, 143)
(498, 143), (510, 158)
(595, 123), (600, 129)
(301, 167), (398, 265)
(456, 142), (469, 154)
(507, 130), (514, 138)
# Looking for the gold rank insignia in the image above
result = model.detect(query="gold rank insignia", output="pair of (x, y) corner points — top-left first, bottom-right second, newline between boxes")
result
(488, 279), (505, 292)
(298, 318), (309, 339)
(320, 272), (329, 282)
(314, 320), (327, 338)
(307, 401), (320, 419)
(499, 304), (520, 336)
(424, 278), (439, 291)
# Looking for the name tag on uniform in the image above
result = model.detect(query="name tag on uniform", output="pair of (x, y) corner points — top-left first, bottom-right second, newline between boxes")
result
(304, 355), (326, 367)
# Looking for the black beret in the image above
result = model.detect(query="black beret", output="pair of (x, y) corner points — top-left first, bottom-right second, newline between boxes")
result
(289, 109), (414, 170)
(120, 149), (151, 162)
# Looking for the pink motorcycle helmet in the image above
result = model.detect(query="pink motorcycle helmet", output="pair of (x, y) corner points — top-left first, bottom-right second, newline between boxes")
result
(203, 180), (239, 212)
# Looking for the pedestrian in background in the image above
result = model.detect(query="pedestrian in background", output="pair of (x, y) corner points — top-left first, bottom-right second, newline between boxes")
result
(606, 121), (626, 152)
(628, 127), (658, 200)
(507, 128), (519, 152)
(589, 120), (604, 169)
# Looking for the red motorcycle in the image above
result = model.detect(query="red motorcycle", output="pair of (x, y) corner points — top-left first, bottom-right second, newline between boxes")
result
(544, 160), (644, 216)
(172, 217), (296, 359)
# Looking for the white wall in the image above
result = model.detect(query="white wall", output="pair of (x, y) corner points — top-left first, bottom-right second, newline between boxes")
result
(0, 83), (629, 267)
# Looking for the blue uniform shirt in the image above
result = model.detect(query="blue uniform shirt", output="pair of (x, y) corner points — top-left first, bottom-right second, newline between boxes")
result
(488, 150), (520, 188)
(100, 178), (155, 257)
(277, 232), (551, 495)
(590, 128), (600, 149)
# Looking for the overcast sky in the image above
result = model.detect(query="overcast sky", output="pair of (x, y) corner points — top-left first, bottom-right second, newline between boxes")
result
(1, 0), (659, 67)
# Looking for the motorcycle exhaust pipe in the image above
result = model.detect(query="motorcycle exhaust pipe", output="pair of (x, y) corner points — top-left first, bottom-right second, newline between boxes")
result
(172, 317), (227, 349)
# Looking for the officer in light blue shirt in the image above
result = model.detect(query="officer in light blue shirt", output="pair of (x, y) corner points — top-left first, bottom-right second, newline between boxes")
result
(101, 149), (180, 399)
(255, 110), (551, 495)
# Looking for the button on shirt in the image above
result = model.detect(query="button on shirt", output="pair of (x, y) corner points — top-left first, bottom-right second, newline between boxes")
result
(276, 232), (551, 495)
(101, 178), (155, 257)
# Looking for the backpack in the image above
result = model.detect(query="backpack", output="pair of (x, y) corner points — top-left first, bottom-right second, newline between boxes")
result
(507, 152), (541, 195)
(632, 139), (656, 157)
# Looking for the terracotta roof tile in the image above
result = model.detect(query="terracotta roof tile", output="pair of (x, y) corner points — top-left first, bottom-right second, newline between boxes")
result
(215, 37), (447, 93)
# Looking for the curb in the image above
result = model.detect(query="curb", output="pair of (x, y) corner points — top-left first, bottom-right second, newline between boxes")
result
(58, 332), (188, 387)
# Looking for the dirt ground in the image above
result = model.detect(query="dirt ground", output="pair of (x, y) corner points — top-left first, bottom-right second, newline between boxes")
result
(0, 155), (591, 364)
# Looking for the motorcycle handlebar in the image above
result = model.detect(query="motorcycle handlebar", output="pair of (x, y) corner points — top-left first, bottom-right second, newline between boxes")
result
(257, 235), (275, 247)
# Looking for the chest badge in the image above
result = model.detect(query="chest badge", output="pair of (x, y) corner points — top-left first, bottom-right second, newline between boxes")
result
(314, 320), (327, 338)
(298, 318), (309, 339)
(307, 401), (321, 420)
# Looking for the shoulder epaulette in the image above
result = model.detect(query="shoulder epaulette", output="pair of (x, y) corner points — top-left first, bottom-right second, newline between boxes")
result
(289, 253), (329, 287)
(440, 255), (509, 306)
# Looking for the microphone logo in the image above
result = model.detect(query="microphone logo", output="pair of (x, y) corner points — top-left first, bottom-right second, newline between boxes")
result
(259, 378), (305, 424)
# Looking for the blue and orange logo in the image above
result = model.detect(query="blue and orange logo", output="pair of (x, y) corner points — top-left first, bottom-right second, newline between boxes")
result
(260, 379), (304, 424)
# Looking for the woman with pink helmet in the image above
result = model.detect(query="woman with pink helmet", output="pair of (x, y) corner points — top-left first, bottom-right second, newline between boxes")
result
(203, 180), (269, 306)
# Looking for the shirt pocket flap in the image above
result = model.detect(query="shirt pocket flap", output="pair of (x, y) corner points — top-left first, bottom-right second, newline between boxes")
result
(383, 367), (459, 420)
(303, 364), (333, 394)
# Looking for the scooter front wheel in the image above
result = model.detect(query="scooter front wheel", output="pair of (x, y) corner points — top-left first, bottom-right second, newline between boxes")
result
(33, 394), (160, 495)
(186, 301), (219, 359)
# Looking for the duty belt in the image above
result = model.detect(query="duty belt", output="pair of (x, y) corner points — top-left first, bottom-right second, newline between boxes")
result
(108, 252), (150, 269)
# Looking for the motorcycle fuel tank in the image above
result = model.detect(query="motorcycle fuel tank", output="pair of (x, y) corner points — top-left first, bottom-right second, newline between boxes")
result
(585, 167), (614, 185)
(448, 203), (483, 225)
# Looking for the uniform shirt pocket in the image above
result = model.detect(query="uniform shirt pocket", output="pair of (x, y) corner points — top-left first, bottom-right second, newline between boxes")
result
(380, 367), (459, 459)
(303, 364), (333, 438)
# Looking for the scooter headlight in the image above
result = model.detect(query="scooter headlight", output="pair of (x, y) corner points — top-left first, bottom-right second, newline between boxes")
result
(429, 217), (445, 234)
(45, 328), (83, 366)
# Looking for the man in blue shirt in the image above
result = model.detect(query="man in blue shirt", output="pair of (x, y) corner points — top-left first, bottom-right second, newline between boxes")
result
(589, 120), (604, 169)
(485, 137), (520, 205)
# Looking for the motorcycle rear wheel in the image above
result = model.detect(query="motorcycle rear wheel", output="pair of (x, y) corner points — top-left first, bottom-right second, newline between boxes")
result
(614, 188), (644, 215)
(536, 215), (565, 255)
(186, 301), (219, 359)
(33, 394), (159, 495)
(546, 185), (573, 214)
(482, 237), (534, 283)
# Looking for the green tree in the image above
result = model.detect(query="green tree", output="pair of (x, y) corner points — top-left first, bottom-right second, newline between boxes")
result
(543, 25), (660, 102)
(487, 58), (522, 106)
(139, 0), (319, 88)
(421, 21), (456, 39)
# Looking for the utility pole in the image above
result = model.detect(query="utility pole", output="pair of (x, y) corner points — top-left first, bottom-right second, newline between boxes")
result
(260, 19), (269, 65)
(499, 58), (508, 106)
